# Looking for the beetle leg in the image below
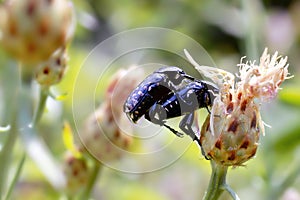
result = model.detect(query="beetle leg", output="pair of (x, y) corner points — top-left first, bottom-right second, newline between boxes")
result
(205, 106), (211, 114)
(145, 111), (184, 138)
(163, 124), (184, 138)
(145, 105), (184, 137)
(179, 112), (199, 141)
(179, 113), (208, 158)
(145, 104), (165, 125)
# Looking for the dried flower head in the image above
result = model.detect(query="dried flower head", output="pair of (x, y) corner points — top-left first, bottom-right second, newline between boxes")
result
(0, 0), (75, 64)
(79, 67), (144, 163)
(185, 48), (292, 166)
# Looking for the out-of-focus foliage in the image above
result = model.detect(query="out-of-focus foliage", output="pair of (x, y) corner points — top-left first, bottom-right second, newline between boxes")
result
(1, 0), (300, 199)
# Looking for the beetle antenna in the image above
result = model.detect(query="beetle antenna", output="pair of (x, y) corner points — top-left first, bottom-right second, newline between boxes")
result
(183, 74), (196, 81)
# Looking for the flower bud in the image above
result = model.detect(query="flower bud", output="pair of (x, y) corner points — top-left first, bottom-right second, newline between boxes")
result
(0, 0), (75, 64)
(80, 101), (132, 162)
(63, 151), (89, 195)
(79, 67), (144, 163)
(35, 48), (68, 86)
(200, 98), (262, 166)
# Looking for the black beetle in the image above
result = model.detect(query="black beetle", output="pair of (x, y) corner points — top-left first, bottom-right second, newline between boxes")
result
(144, 80), (211, 145)
(123, 66), (195, 123)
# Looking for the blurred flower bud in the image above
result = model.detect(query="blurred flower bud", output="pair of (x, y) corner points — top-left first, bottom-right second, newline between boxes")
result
(106, 67), (144, 116)
(0, 0), (75, 64)
(35, 47), (68, 86)
(80, 101), (132, 162)
(185, 48), (292, 166)
(63, 151), (89, 195)
(79, 67), (144, 163)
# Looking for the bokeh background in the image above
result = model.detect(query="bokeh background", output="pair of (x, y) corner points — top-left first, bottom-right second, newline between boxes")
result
(0, 0), (300, 199)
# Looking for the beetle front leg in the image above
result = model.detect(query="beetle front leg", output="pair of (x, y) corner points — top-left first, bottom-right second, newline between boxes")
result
(179, 113), (208, 158)
(179, 112), (203, 146)
(179, 113), (196, 139)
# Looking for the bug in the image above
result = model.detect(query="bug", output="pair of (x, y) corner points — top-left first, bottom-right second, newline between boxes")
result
(123, 66), (195, 123)
(124, 66), (213, 146)
(145, 80), (211, 145)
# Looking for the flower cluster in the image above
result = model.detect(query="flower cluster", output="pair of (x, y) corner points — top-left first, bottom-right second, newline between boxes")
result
(185, 48), (292, 166)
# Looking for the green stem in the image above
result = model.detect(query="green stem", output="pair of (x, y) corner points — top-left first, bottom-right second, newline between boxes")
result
(222, 184), (241, 200)
(80, 162), (103, 200)
(267, 164), (300, 200)
(203, 161), (239, 200)
(4, 152), (26, 200)
(31, 86), (49, 127)
(241, 0), (263, 60)
(0, 112), (18, 200)
(0, 65), (20, 199)
(0, 64), (50, 199)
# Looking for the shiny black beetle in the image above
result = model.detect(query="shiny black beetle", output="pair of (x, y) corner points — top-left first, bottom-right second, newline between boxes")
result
(145, 80), (211, 144)
(123, 66), (195, 123)
(123, 66), (212, 145)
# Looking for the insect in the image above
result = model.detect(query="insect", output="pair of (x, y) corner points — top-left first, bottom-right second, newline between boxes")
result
(145, 80), (211, 144)
(124, 66), (213, 146)
(123, 66), (195, 123)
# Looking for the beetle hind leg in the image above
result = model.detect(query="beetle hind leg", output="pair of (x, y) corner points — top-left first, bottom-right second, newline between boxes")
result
(145, 104), (184, 138)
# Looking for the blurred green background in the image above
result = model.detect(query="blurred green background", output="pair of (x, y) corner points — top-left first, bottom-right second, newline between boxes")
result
(1, 0), (300, 199)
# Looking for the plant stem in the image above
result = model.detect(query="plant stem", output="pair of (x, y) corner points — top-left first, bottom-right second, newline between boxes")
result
(222, 184), (241, 200)
(80, 162), (103, 200)
(0, 64), (51, 199)
(266, 164), (300, 200)
(0, 65), (20, 199)
(203, 161), (239, 200)
(31, 86), (49, 127)
(241, 0), (262, 60)
(4, 152), (26, 200)
(0, 111), (18, 200)
(203, 161), (227, 200)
